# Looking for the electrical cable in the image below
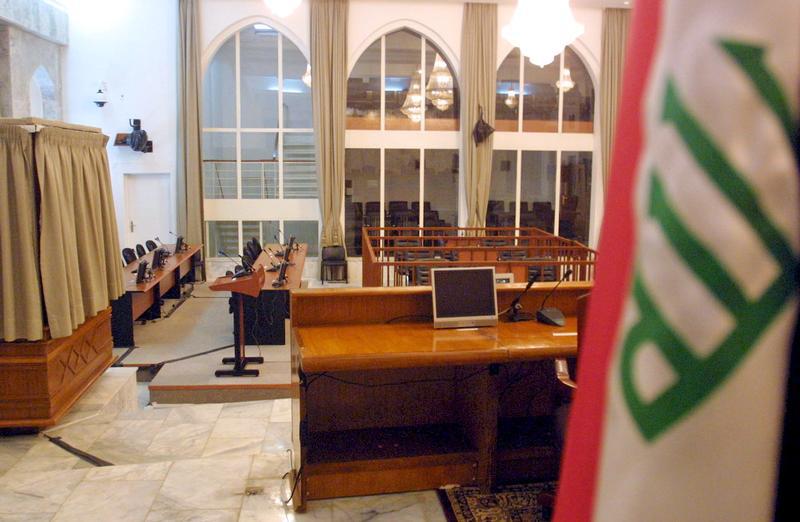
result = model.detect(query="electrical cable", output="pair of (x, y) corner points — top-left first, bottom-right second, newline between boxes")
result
(142, 343), (235, 374)
(43, 434), (114, 467)
(281, 466), (303, 504)
(304, 367), (487, 391)
(385, 314), (433, 324)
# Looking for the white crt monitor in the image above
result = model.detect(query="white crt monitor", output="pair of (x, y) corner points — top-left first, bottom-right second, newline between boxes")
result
(431, 266), (498, 329)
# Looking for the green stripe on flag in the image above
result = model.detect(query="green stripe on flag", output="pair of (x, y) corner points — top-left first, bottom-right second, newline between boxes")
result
(719, 40), (796, 143)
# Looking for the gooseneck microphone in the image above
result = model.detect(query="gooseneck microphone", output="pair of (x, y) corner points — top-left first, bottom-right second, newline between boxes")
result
(217, 250), (251, 277)
(154, 236), (164, 246)
(535, 268), (574, 327)
(506, 273), (539, 322)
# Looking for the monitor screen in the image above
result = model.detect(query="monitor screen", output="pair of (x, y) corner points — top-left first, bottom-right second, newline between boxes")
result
(135, 260), (149, 284)
(152, 248), (164, 270)
(431, 267), (498, 329)
(174, 235), (184, 254)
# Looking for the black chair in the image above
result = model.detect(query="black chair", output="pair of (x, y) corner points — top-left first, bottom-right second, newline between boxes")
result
(122, 248), (137, 265)
(321, 246), (348, 284)
(135, 244), (146, 258)
(145, 240), (158, 251)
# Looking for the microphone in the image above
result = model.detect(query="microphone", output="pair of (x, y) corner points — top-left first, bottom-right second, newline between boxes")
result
(168, 230), (179, 239)
(217, 250), (252, 272)
(506, 274), (539, 323)
(154, 236), (164, 246)
(535, 268), (574, 327)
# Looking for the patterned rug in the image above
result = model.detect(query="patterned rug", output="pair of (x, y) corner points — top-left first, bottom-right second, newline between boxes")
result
(437, 482), (557, 522)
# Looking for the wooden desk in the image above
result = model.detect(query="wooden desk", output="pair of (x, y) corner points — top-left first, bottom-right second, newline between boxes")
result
(234, 244), (307, 346)
(111, 244), (202, 347)
(289, 283), (591, 510)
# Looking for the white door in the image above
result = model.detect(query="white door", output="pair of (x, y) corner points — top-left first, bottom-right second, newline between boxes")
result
(124, 173), (172, 249)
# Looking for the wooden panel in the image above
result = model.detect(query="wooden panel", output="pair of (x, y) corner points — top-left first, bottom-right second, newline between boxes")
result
(305, 455), (477, 500)
(0, 308), (113, 428)
(131, 290), (155, 320)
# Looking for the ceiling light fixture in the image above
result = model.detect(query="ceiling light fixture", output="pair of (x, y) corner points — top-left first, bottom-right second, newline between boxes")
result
(504, 90), (518, 109)
(502, 0), (584, 68)
(556, 68), (575, 92)
(302, 63), (312, 88)
(425, 53), (454, 111)
(401, 71), (424, 123)
(263, 0), (301, 18)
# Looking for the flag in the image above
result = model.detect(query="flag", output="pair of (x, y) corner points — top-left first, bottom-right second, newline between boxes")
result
(554, 1), (800, 521)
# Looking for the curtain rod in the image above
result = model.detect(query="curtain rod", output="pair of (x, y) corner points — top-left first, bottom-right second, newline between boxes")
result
(0, 117), (103, 135)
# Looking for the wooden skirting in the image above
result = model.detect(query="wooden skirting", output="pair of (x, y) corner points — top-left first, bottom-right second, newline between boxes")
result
(0, 308), (113, 429)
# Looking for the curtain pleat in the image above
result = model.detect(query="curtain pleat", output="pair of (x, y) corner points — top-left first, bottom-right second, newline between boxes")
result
(601, 8), (631, 196)
(311, 0), (348, 248)
(0, 125), (43, 341)
(35, 128), (124, 339)
(461, 2), (497, 228)
(177, 0), (205, 250)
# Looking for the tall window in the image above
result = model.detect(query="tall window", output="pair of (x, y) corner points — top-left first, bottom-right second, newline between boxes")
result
(203, 23), (318, 258)
(345, 28), (460, 256)
(492, 46), (594, 245)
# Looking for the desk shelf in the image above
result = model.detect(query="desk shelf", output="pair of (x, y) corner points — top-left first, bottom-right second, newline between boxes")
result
(303, 424), (479, 500)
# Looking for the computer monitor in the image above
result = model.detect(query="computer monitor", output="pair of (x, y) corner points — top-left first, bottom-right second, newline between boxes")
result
(174, 235), (185, 254)
(135, 260), (149, 284)
(431, 266), (498, 329)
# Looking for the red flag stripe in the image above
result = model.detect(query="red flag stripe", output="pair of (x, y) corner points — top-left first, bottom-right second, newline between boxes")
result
(553, 1), (663, 520)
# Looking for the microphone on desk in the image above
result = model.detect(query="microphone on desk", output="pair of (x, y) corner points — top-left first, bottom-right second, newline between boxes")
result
(154, 236), (164, 246)
(217, 250), (252, 274)
(506, 273), (539, 323)
(535, 269), (574, 327)
(262, 247), (282, 271)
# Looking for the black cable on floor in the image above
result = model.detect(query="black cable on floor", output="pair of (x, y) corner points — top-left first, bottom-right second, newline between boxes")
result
(43, 434), (114, 467)
(143, 343), (235, 374)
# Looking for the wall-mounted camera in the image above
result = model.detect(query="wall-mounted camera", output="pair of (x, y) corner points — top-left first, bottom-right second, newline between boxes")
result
(114, 119), (153, 153)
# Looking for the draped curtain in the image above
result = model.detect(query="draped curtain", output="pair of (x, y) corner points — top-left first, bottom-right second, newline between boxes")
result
(461, 2), (497, 228)
(0, 124), (43, 341)
(311, 0), (348, 248)
(600, 8), (631, 195)
(35, 128), (124, 339)
(177, 0), (205, 249)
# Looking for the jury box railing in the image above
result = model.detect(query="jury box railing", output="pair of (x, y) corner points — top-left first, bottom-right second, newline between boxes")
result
(361, 226), (597, 287)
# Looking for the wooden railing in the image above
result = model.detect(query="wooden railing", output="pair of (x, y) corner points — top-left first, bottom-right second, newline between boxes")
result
(361, 226), (597, 287)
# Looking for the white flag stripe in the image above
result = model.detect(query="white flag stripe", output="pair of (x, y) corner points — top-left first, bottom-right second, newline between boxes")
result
(639, 215), (735, 357)
(648, 125), (781, 301)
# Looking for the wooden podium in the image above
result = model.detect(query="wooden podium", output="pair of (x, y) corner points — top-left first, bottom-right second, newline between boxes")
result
(209, 265), (266, 377)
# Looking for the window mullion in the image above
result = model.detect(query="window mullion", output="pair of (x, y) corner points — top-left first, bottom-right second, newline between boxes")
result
(557, 52), (565, 134)
(515, 149), (522, 234)
(554, 149), (562, 237)
(421, 36), (426, 132)
(517, 51), (524, 132)
(419, 148), (425, 230)
(380, 35), (386, 131)
(235, 31), (242, 201)
(278, 34), (284, 200)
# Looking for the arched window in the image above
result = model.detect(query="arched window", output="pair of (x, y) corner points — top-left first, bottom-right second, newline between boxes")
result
(202, 23), (319, 259)
(491, 46), (594, 245)
(345, 28), (460, 256)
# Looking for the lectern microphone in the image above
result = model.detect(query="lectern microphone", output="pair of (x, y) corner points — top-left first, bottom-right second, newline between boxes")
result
(218, 250), (252, 276)
(535, 268), (574, 327)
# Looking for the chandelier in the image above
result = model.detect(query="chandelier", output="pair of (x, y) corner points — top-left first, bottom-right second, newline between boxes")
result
(502, 0), (584, 67)
(556, 67), (574, 92)
(263, 0), (301, 18)
(504, 90), (518, 109)
(425, 54), (454, 111)
(401, 71), (424, 123)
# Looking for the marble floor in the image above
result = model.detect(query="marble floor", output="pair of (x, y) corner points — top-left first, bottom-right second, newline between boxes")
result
(0, 395), (447, 521)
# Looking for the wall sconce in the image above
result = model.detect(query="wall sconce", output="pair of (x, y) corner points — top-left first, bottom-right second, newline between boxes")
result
(93, 83), (109, 107)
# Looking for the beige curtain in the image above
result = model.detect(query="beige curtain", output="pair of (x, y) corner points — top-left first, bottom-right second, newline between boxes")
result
(177, 0), (204, 249)
(461, 2), (497, 228)
(0, 125), (43, 341)
(311, 0), (348, 248)
(35, 128), (124, 339)
(601, 8), (631, 195)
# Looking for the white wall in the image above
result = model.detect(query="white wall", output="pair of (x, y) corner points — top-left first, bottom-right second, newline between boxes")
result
(63, 0), (178, 246)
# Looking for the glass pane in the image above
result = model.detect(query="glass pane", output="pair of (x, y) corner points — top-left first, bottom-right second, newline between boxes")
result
(385, 30), (422, 131)
(283, 132), (317, 198)
(202, 132), (236, 199)
(283, 38), (312, 128)
(347, 39), (381, 130)
(424, 150), (458, 228)
(495, 49), (520, 132)
(385, 149), (420, 226)
(520, 151), (556, 233)
(285, 220), (319, 257)
(241, 132), (278, 199)
(523, 55), (559, 132)
(560, 151), (592, 244)
(562, 47), (594, 133)
(345, 149), (380, 256)
(242, 221), (260, 253)
(240, 24), (278, 128)
(489, 150), (517, 227)
(203, 36), (236, 128)
(261, 220), (281, 245)
(207, 220), (238, 257)
(424, 41), (458, 131)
